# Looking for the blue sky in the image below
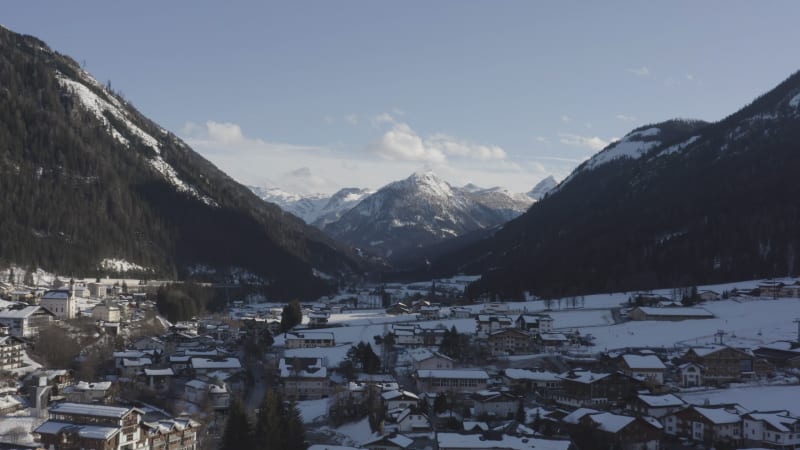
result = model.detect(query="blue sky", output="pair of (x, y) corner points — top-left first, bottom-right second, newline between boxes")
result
(4, 2), (800, 194)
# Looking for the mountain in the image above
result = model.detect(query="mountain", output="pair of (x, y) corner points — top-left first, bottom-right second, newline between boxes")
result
(322, 172), (528, 260)
(249, 186), (374, 227)
(433, 70), (800, 299)
(0, 26), (364, 299)
(528, 175), (557, 200)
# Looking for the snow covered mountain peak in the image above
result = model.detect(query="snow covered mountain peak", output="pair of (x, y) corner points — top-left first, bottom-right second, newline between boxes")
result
(528, 175), (557, 200)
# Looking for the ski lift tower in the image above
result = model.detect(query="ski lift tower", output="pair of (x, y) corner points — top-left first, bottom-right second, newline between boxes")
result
(794, 318), (800, 343)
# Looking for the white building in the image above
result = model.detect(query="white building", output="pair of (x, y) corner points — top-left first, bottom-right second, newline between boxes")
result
(40, 289), (76, 319)
(0, 305), (55, 337)
(742, 410), (800, 449)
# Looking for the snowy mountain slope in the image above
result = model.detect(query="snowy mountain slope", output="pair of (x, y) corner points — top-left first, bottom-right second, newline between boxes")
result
(250, 186), (374, 226)
(0, 25), (364, 298)
(527, 175), (557, 200)
(431, 70), (800, 298)
(312, 188), (375, 228)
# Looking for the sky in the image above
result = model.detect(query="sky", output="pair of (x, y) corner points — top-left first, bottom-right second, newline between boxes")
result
(4, 2), (800, 194)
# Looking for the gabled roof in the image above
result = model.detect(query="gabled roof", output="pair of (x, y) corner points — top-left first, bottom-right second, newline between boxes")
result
(743, 411), (800, 432)
(692, 406), (741, 424)
(621, 354), (666, 370)
(49, 402), (142, 419)
(364, 433), (413, 449)
(381, 390), (419, 401)
(416, 369), (489, 380)
(0, 305), (56, 318)
(637, 393), (685, 408)
(503, 368), (560, 381)
(190, 357), (241, 370)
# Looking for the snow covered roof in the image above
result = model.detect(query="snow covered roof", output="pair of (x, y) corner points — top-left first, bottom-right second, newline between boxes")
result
(381, 390), (419, 401)
(437, 432), (570, 450)
(503, 368), (561, 381)
(539, 333), (568, 341)
(744, 411), (799, 432)
(309, 445), (363, 450)
(34, 420), (71, 435)
(364, 433), (413, 449)
(635, 306), (714, 317)
(78, 425), (120, 440)
(407, 348), (454, 363)
(621, 354), (666, 370)
(144, 368), (175, 376)
(637, 394), (685, 408)
(42, 289), (71, 300)
(562, 408), (600, 424)
(694, 406), (742, 424)
(286, 331), (335, 340)
(585, 412), (635, 433)
(113, 350), (145, 359)
(0, 305), (54, 318)
(185, 379), (207, 390)
(278, 357), (327, 378)
(73, 381), (112, 391)
(416, 369), (489, 380)
(122, 357), (152, 367)
(190, 357), (241, 370)
(50, 402), (138, 419)
(558, 370), (611, 384)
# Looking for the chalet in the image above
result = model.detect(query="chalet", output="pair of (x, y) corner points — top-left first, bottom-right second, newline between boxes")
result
(501, 368), (561, 396)
(132, 336), (166, 352)
(742, 410), (800, 449)
(279, 357), (329, 400)
(753, 342), (800, 368)
(629, 306), (714, 321)
(418, 305), (440, 320)
(407, 348), (454, 371)
(363, 433), (413, 450)
(144, 368), (175, 391)
(190, 357), (242, 377)
(394, 406), (431, 432)
(564, 409), (663, 450)
(437, 432), (571, 450)
(0, 305), (55, 337)
(618, 354), (666, 385)
(555, 370), (638, 408)
(113, 350), (146, 369)
(471, 390), (519, 419)
(40, 289), (77, 319)
(678, 361), (703, 387)
(285, 331), (335, 348)
(393, 327), (424, 348)
(0, 335), (24, 370)
(63, 381), (114, 404)
(415, 369), (489, 394)
(515, 314), (554, 335)
(121, 357), (152, 378)
(536, 333), (568, 352)
(475, 315), (514, 339)
(779, 283), (800, 298)
(35, 402), (146, 450)
(450, 307), (472, 318)
(664, 405), (743, 446)
(381, 390), (420, 411)
(683, 345), (773, 383)
(308, 311), (330, 327)
(697, 290), (721, 301)
(184, 379), (231, 410)
(487, 328), (534, 356)
(628, 292), (670, 306)
(630, 393), (686, 418)
(141, 416), (200, 450)
(386, 302), (411, 315)
(759, 280), (784, 298)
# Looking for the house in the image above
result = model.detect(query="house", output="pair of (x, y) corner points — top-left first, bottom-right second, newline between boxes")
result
(393, 327), (424, 348)
(450, 307), (472, 318)
(664, 405), (743, 446)
(184, 379), (231, 410)
(0, 335), (25, 370)
(678, 361), (704, 387)
(759, 280), (784, 298)
(487, 328), (534, 356)
(629, 306), (714, 321)
(35, 402), (146, 450)
(394, 406), (431, 432)
(628, 292), (670, 307)
(437, 432), (571, 450)
(144, 368), (175, 391)
(40, 289), (77, 319)
(515, 314), (554, 335)
(132, 336), (166, 352)
(752, 342), (800, 368)
(418, 306), (440, 320)
(475, 315), (514, 338)
(630, 393), (686, 418)
(285, 331), (335, 348)
(141, 416), (200, 450)
(618, 354), (666, 385)
(555, 370), (638, 408)
(190, 357), (242, 377)
(92, 301), (121, 322)
(742, 410), (800, 449)
(279, 357), (329, 400)
(563, 409), (663, 450)
(683, 345), (772, 384)
(363, 433), (413, 450)
(113, 350), (146, 369)
(471, 390), (519, 419)
(386, 303), (411, 315)
(779, 283), (800, 298)
(0, 395), (22, 414)
(381, 390), (420, 411)
(536, 333), (568, 352)
(88, 282), (109, 298)
(407, 348), (454, 371)
(308, 311), (330, 327)
(121, 357), (152, 378)
(0, 305), (56, 337)
(415, 369), (489, 394)
(501, 368), (561, 396)
(697, 290), (721, 301)
(63, 381), (114, 404)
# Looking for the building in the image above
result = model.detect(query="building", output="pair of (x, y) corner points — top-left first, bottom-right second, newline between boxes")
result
(664, 405), (743, 446)
(190, 357), (242, 377)
(471, 390), (519, 419)
(683, 345), (772, 384)
(563, 409), (663, 450)
(382, 390), (420, 412)
(629, 306), (714, 321)
(501, 369), (561, 396)
(742, 410), (800, 449)
(40, 289), (77, 320)
(437, 432), (571, 450)
(0, 305), (56, 337)
(35, 402), (146, 450)
(184, 379), (230, 410)
(63, 381), (114, 404)
(630, 393), (686, 418)
(475, 315), (514, 339)
(307, 311), (330, 327)
(279, 357), (329, 400)
(555, 370), (638, 408)
(415, 369), (489, 394)
(618, 354), (666, 385)
(678, 361), (704, 387)
(487, 328), (534, 356)
(418, 306), (440, 320)
(394, 406), (431, 432)
(407, 348), (454, 371)
(363, 433), (413, 450)
(759, 280), (784, 298)
(515, 314), (554, 335)
(141, 416), (200, 450)
(536, 333), (568, 352)
(285, 331), (335, 348)
(92, 301), (121, 323)
(0, 335), (24, 370)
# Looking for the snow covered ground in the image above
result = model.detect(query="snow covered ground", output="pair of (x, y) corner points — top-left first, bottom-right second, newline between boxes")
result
(297, 398), (330, 424)
(0, 410), (44, 446)
(680, 385), (800, 415)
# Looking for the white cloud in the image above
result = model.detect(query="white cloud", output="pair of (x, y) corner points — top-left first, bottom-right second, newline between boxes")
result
(372, 112), (397, 126)
(686, 73), (695, 81)
(560, 115), (572, 122)
(344, 114), (358, 125)
(558, 133), (609, 151)
(627, 66), (650, 76)
(535, 136), (550, 144)
(324, 115), (335, 124)
(615, 114), (637, 122)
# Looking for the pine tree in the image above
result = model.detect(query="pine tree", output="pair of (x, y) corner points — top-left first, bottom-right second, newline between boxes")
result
(283, 400), (307, 450)
(221, 396), (252, 450)
(254, 390), (283, 450)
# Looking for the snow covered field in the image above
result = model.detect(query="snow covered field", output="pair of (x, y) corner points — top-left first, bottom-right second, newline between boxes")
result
(680, 385), (800, 415)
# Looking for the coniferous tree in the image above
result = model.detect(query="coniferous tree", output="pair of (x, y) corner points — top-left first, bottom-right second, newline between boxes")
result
(282, 400), (307, 450)
(221, 396), (252, 450)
